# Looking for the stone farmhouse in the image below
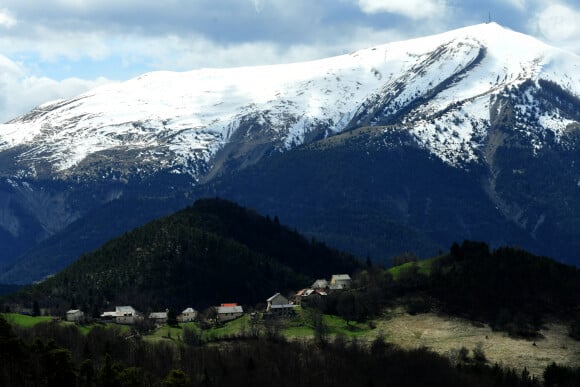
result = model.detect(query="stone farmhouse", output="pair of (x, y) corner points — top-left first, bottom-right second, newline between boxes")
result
(66, 309), (85, 323)
(179, 307), (198, 322)
(216, 303), (244, 322)
(149, 311), (168, 325)
(265, 293), (295, 316)
(330, 274), (352, 290)
(101, 306), (142, 325)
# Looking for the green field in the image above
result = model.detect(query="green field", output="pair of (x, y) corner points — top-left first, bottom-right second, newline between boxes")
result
(145, 324), (189, 343)
(4, 309), (578, 376)
(141, 309), (372, 344)
(281, 307), (372, 339)
(388, 257), (438, 280)
(1, 313), (53, 328)
(144, 316), (254, 344)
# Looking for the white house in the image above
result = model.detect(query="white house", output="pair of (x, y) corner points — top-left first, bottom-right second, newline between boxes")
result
(100, 311), (116, 320)
(311, 279), (329, 289)
(266, 293), (295, 316)
(179, 307), (198, 322)
(116, 306), (141, 324)
(66, 309), (84, 323)
(216, 303), (243, 322)
(100, 306), (142, 325)
(149, 311), (168, 325)
(330, 274), (352, 290)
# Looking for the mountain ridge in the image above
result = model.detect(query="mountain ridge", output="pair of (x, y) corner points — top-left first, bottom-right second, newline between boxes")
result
(1, 22), (579, 282)
(1, 22), (578, 180)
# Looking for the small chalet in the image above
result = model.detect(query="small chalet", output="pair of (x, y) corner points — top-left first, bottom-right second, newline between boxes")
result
(100, 311), (116, 321)
(216, 303), (243, 322)
(66, 309), (85, 323)
(311, 279), (329, 290)
(330, 274), (352, 290)
(295, 288), (327, 306)
(115, 306), (141, 325)
(266, 293), (295, 316)
(149, 311), (168, 325)
(179, 307), (198, 323)
(101, 306), (142, 325)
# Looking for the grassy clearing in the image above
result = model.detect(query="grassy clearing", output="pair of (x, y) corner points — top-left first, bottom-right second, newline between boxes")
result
(1, 313), (53, 328)
(388, 257), (437, 280)
(145, 324), (191, 344)
(280, 307), (372, 339)
(5, 309), (577, 377)
(144, 317), (252, 344)
(204, 315), (251, 338)
(370, 310), (580, 377)
(323, 314), (371, 337)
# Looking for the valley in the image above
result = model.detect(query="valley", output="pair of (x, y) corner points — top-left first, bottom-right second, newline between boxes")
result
(0, 20), (580, 386)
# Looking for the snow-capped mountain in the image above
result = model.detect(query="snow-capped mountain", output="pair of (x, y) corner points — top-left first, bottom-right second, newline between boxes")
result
(1, 22), (580, 284)
(1, 22), (578, 180)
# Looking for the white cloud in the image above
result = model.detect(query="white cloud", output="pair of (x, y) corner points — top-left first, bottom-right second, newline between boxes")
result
(251, 0), (263, 13)
(536, 4), (579, 42)
(0, 9), (16, 28)
(112, 24), (410, 73)
(357, 0), (447, 19)
(505, 0), (526, 11)
(0, 0), (577, 121)
(0, 54), (110, 122)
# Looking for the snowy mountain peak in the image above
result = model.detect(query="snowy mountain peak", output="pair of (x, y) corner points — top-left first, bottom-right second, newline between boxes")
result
(0, 23), (578, 180)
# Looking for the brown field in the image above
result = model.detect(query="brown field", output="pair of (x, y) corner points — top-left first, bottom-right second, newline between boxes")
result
(371, 311), (580, 377)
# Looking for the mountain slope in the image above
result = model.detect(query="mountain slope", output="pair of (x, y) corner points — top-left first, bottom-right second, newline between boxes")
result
(1, 23), (577, 180)
(13, 198), (359, 310)
(197, 126), (546, 264)
(1, 22), (579, 281)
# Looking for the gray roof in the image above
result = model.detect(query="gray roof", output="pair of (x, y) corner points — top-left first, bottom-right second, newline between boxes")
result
(217, 306), (243, 314)
(311, 279), (329, 288)
(271, 304), (295, 309)
(182, 307), (197, 314)
(116, 306), (136, 314)
(149, 312), (168, 319)
(267, 293), (282, 302)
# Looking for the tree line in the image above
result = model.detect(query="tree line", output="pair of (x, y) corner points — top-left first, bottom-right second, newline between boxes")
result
(4, 313), (576, 387)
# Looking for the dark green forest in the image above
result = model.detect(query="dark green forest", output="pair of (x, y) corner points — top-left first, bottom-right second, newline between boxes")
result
(430, 242), (580, 337)
(4, 313), (577, 387)
(2, 201), (580, 386)
(9, 198), (358, 314)
(319, 240), (580, 339)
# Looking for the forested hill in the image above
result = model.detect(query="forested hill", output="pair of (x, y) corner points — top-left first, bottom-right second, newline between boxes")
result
(14, 198), (359, 312)
(388, 241), (580, 337)
(430, 242), (580, 331)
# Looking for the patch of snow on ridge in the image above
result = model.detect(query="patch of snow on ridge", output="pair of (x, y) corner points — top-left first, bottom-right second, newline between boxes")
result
(0, 22), (578, 175)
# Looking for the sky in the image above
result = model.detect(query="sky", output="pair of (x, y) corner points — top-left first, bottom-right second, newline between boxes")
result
(0, 0), (579, 123)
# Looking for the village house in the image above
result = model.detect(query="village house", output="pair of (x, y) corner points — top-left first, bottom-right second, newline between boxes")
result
(66, 309), (85, 323)
(100, 311), (116, 321)
(311, 279), (329, 290)
(179, 307), (198, 322)
(266, 293), (295, 316)
(216, 303), (243, 322)
(330, 274), (352, 290)
(149, 310), (168, 325)
(115, 306), (141, 324)
(295, 288), (327, 306)
(100, 306), (142, 325)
